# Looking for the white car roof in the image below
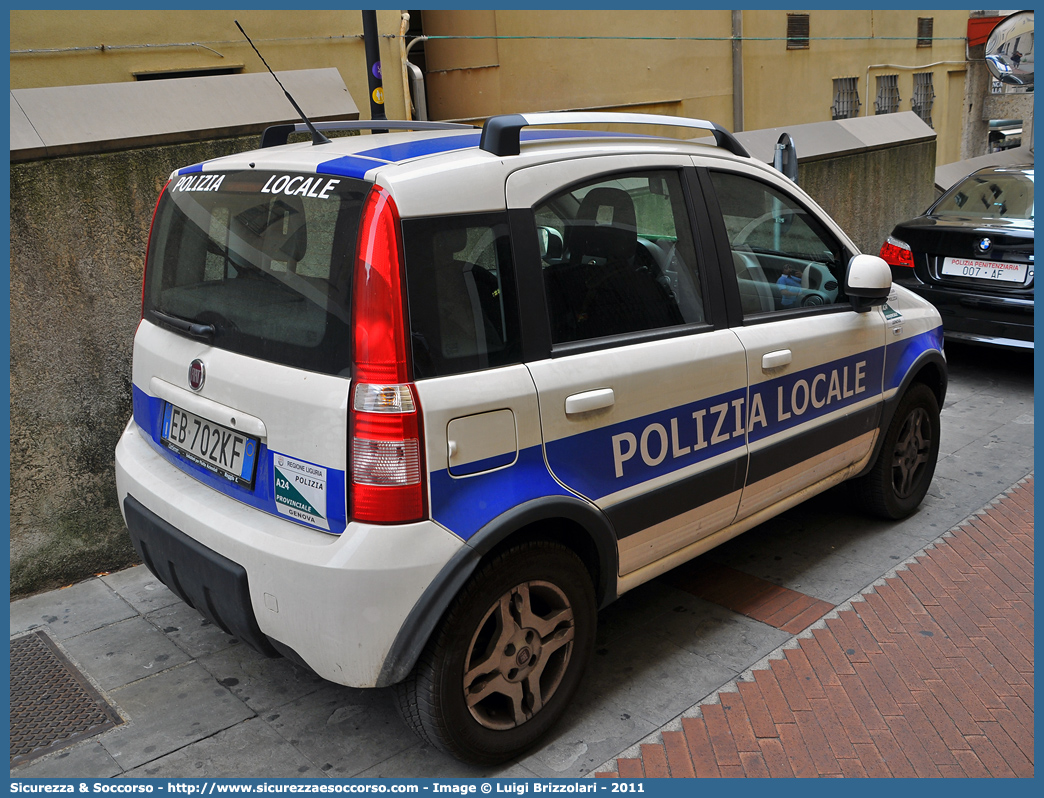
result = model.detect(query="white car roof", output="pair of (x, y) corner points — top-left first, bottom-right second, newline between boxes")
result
(171, 116), (760, 216)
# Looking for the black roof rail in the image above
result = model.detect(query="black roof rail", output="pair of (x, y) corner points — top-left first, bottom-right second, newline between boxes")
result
(479, 112), (750, 159)
(260, 120), (476, 149)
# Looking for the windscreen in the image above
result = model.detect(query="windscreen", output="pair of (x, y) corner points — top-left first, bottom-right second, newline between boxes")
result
(144, 170), (369, 376)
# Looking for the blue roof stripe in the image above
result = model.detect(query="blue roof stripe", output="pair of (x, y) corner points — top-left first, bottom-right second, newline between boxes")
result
(315, 128), (642, 179)
(177, 164), (205, 175)
(356, 133), (483, 163)
(316, 154), (390, 180)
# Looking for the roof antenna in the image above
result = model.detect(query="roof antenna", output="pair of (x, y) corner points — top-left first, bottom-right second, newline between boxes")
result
(235, 20), (331, 146)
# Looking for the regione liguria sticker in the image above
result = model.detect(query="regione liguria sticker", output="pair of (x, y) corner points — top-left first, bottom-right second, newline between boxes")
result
(274, 455), (329, 530)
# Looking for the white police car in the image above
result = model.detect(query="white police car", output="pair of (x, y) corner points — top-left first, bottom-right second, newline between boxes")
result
(114, 112), (946, 764)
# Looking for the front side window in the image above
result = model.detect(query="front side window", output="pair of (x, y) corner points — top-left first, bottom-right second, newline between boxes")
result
(709, 171), (848, 315)
(402, 213), (521, 378)
(535, 170), (705, 344)
(144, 171), (367, 376)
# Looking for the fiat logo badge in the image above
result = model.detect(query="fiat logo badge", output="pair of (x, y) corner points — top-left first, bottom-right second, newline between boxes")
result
(977, 237), (992, 253)
(188, 359), (206, 391)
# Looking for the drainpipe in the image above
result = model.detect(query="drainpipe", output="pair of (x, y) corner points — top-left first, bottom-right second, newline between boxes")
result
(732, 10), (744, 132)
(405, 33), (430, 122)
(399, 13), (412, 121)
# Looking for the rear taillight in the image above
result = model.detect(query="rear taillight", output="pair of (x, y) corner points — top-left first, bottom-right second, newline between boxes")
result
(349, 186), (426, 524)
(141, 181), (170, 319)
(879, 235), (914, 269)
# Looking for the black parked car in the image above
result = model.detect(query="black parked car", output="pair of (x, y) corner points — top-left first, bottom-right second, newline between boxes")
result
(880, 164), (1034, 350)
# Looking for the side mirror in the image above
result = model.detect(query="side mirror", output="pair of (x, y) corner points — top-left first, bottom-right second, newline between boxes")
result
(985, 11), (1034, 87)
(773, 132), (799, 183)
(846, 254), (892, 313)
(537, 226), (564, 260)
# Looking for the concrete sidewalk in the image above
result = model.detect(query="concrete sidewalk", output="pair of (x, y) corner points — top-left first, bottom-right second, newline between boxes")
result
(594, 477), (1034, 778)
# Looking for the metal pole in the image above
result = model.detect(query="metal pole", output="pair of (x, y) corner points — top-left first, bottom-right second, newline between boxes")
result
(731, 10), (744, 133)
(362, 10), (387, 125)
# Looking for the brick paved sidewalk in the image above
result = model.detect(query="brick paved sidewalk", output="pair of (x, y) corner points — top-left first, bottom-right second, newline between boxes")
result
(596, 476), (1034, 778)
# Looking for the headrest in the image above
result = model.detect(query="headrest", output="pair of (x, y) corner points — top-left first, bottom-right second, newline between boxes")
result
(433, 228), (469, 262)
(566, 187), (637, 263)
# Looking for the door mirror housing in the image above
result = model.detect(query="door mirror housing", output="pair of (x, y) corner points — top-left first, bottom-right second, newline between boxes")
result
(537, 226), (564, 260)
(846, 254), (892, 313)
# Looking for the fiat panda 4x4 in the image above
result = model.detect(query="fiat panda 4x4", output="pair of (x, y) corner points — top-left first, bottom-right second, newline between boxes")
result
(115, 112), (946, 764)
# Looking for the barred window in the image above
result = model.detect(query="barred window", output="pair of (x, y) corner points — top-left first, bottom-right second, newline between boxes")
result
(832, 77), (861, 120)
(917, 17), (934, 48)
(912, 72), (935, 127)
(875, 75), (901, 114)
(787, 14), (810, 50)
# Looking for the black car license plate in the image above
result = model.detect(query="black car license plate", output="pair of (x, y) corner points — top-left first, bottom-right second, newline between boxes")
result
(941, 257), (1028, 283)
(161, 403), (259, 488)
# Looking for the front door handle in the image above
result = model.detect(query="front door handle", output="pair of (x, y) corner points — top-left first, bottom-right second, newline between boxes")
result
(762, 349), (792, 370)
(565, 388), (615, 415)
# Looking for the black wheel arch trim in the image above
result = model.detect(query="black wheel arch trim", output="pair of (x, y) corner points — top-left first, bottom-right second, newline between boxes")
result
(375, 495), (618, 687)
(853, 348), (948, 480)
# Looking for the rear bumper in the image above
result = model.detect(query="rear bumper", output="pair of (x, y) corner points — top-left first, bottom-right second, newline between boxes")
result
(115, 419), (464, 687)
(895, 280), (1034, 349)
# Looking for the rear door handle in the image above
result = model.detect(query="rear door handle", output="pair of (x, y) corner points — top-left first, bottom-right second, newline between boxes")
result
(565, 388), (615, 415)
(762, 349), (792, 370)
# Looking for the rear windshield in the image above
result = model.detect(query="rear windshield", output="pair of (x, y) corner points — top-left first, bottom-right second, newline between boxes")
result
(932, 169), (1034, 221)
(144, 170), (368, 376)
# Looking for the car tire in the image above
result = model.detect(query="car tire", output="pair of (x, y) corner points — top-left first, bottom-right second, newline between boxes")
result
(395, 541), (597, 765)
(852, 382), (940, 519)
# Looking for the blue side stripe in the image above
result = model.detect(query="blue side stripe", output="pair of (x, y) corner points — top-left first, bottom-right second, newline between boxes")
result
(430, 446), (572, 541)
(884, 326), (945, 393)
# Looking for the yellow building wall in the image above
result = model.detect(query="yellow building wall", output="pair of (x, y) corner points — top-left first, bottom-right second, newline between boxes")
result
(9, 9), (407, 121)
(422, 9), (969, 166)
(10, 9), (972, 166)
(741, 10), (968, 165)
(424, 10), (735, 125)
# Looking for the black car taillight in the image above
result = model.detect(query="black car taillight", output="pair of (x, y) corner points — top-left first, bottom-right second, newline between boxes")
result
(879, 235), (914, 269)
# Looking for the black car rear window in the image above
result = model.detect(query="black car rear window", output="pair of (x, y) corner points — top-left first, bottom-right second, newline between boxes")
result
(933, 169), (1034, 221)
(143, 170), (368, 376)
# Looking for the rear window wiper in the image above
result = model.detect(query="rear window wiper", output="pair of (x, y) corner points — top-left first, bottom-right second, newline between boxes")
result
(151, 309), (216, 340)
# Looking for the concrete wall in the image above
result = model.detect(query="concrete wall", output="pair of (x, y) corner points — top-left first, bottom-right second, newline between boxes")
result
(735, 112), (938, 254)
(799, 141), (938, 254)
(9, 136), (259, 597)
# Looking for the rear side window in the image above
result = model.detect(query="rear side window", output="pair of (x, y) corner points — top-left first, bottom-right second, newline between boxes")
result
(403, 213), (521, 378)
(535, 170), (705, 344)
(144, 171), (368, 376)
